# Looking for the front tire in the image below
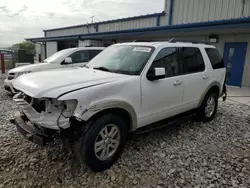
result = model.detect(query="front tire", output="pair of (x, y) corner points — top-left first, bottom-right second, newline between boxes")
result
(74, 114), (128, 172)
(197, 92), (218, 122)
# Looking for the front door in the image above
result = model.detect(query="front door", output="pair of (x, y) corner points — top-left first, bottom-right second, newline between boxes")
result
(223, 42), (247, 87)
(140, 47), (184, 127)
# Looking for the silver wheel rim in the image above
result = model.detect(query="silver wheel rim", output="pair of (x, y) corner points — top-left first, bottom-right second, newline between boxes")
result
(205, 96), (216, 118)
(94, 124), (121, 161)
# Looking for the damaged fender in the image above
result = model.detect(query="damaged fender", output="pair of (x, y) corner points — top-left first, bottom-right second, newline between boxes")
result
(73, 100), (138, 131)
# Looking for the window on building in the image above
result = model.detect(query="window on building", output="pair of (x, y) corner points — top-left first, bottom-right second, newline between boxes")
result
(179, 47), (205, 74)
(150, 47), (181, 78)
(70, 50), (89, 63)
(205, 48), (225, 69)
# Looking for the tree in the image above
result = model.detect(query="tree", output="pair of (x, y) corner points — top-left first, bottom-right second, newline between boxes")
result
(12, 41), (35, 54)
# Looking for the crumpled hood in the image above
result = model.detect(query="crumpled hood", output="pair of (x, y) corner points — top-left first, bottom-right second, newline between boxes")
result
(8, 63), (51, 73)
(13, 68), (130, 98)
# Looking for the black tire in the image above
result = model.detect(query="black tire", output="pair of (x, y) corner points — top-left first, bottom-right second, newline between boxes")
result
(74, 114), (128, 172)
(197, 92), (218, 122)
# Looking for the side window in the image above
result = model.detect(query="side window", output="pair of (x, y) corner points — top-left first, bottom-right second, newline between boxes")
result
(150, 47), (180, 78)
(70, 50), (89, 63)
(205, 48), (225, 69)
(89, 50), (102, 60)
(179, 47), (205, 74)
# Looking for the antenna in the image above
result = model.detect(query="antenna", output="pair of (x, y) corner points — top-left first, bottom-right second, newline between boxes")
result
(90, 15), (95, 23)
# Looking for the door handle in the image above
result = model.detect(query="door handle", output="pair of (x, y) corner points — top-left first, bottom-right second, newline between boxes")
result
(203, 75), (209, 80)
(173, 80), (182, 86)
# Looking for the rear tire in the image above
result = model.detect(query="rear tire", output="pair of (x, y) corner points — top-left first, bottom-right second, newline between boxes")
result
(197, 92), (218, 122)
(74, 114), (128, 172)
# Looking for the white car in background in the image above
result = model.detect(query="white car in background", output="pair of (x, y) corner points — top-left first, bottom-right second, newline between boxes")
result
(4, 47), (105, 93)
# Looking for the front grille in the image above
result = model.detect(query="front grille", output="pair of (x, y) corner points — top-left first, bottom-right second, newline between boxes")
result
(32, 98), (46, 113)
(8, 73), (15, 80)
(23, 94), (46, 113)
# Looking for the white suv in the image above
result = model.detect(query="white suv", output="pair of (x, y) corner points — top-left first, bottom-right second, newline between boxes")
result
(4, 47), (105, 93)
(12, 39), (227, 172)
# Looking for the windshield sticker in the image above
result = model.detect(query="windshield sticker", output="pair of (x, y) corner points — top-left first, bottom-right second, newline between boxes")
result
(133, 47), (151, 53)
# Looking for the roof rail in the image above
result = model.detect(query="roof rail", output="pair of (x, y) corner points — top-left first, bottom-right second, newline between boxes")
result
(133, 40), (151, 42)
(168, 38), (209, 44)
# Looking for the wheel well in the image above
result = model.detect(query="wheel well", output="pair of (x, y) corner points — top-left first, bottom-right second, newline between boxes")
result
(88, 108), (132, 130)
(208, 85), (220, 97)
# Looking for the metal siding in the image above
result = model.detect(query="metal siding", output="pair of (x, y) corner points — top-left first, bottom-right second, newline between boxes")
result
(178, 0), (184, 24)
(234, 0), (241, 18)
(182, 0), (189, 24)
(160, 15), (169, 25)
(227, 0), (235, 19)
(187, 0), (194, 23)
(192, 0), (199, 23)
(243, 1), (250, 17)
(209, 0), (216, 21)
(98, 17), (156, 32)
(172, 0), (179, 24)
(214, 0), (223, 20)
(197, 0), (205, 23)
(172, 0), (249, 24)
(46, 27), (86, 37)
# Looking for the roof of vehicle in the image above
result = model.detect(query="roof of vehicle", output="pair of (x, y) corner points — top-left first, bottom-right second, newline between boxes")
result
(73, 47), (106, 50)
(115, 41), (215, 49)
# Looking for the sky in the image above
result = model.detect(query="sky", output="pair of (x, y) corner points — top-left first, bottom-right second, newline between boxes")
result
(0, 0), (164, 47)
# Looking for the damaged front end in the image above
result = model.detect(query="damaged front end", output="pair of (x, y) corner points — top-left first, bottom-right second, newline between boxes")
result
(12, 92), (80, 145)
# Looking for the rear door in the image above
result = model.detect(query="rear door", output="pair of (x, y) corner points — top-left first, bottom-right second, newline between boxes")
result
(180, 47), (209, 110)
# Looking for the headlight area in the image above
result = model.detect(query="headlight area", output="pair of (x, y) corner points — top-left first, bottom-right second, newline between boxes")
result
(15, 71), (31, 79)
(30, 98), (78, 130)
(46, 99), (78, 118)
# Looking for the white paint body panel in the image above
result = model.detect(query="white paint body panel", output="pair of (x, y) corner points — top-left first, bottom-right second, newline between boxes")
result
(13, 42), (226, 130)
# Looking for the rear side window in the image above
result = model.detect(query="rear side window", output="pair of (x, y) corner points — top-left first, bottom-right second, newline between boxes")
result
(205, 48), (225, 69)
(89, 50), (102, 60)
(179, 47), (205, 74)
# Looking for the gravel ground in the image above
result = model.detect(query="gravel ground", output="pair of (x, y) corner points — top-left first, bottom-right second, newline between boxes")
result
(1, 77), (250, 188)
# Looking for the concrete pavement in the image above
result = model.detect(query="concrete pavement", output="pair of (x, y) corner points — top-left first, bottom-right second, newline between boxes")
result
(227, 86), (250, 106)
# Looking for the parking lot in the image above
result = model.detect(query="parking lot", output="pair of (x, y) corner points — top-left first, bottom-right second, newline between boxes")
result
(0, 76), (250, 188)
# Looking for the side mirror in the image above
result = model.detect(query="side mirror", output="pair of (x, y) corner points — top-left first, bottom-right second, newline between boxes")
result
(62, 57), (72, 65)
(147, 67), (165, 81)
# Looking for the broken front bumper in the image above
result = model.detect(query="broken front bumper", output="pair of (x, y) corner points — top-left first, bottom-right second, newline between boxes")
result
(13, 112), (51, 146)
(4, 79), (19, 94)
(13, 95), (70, 130)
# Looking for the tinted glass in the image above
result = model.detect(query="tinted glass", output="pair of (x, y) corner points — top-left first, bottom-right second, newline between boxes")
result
(179, 47), (205, 74)
(150, 47), (181, 77)
(70, 50), (89, 63)
(87, 45), (154, 75)
(205, 48), (225, 69)
(89, 50), (102, 60)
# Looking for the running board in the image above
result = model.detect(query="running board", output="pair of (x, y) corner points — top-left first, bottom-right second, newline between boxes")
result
(134, 110), (197, 135)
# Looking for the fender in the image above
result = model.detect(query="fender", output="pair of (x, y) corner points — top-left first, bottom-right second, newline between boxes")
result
(74, 100), (138, 131)
(197, 81), (221, 107)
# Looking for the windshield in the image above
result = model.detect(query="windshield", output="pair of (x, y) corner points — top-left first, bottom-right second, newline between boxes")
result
(87, 45), (154, 75)
(44, 49), (74, 63)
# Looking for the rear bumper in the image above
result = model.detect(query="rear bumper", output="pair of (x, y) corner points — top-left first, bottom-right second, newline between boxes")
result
(13, 111), (51, 146)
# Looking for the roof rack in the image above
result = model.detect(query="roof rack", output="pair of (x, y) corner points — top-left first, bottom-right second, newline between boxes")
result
(168, 38), (209, 44)
(133, 40), (151, 42)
